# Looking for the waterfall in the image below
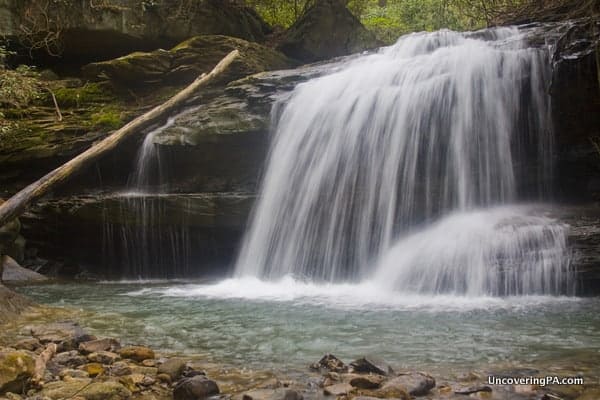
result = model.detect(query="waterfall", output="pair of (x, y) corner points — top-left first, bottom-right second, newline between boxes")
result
(102, 118), (192, 278)
(235, 27), (573, 295)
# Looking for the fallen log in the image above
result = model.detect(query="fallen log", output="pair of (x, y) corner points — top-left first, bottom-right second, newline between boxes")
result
(32, 342), (57, 387)
(0, 50), (239, 228)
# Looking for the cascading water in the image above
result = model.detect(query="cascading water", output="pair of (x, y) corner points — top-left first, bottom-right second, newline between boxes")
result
(102, 118), (193, 278)
(235, 27), (573, 296)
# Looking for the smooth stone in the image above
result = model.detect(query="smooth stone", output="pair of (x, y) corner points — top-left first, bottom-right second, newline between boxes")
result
(79, 381), (132, 400)
(79, 362), (104, 377)
(118, 346), (155, 362)
(348, 374), (384, 389)
(13, 338), (41, 352)
(156, 373), (172, 384)
(323, 383), (353, 396)
(349, 358), (387, 376)
(142, 359), (157, 367)
(283, 389), (303, 400)
(157, 358), (187, 381)
(310, 354), (348, 373)
(79, 338), (121, 354)
(130, 366), (158, 376)
(173, 375), (220, 400)
(58, 369), (90, 379)
(39, 378), (92, 399)
(238, 388), (289, 400)
(110, 361), (132, 376)
(454, 385), (493, 395)
(53, 351), (86, 368)
(87, 351), (120, 365)
(0, 350), (36, 393)
(381, 372), (435, 397)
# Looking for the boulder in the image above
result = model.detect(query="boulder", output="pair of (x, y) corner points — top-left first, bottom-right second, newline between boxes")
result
(277, 0), (381, 62)
(53, 351), (87, 368)
(82, 35), (295, 87)
(70, 380), (131, 400)
(39, 377), (92, 399)
(310, 354), (348, 373)
(79, 338), (121, 354)
(380, 372), (435, 397)
(157, 357), (187, 381)
(323, 382), (353, 396)
(1, 255), (48, 283)
(173, 375), (220, 400)
(348, 374), (385, 389)
(110, 361), (133, 377)
(118, 346), (155, 362)
(87, 351), (120, 365)
(79, 362), (105, 377)
(0, 350), (36, 393)
(2, 0), (272, 61)
(349, 357), (387, 375)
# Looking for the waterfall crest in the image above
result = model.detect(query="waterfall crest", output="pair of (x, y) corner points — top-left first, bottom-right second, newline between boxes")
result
(235, 27), (572, 295)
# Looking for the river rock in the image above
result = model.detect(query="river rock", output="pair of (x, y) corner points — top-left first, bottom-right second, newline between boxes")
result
(157, 357), (187, 381)
(323, 383), (353, 396)
(58, 369), (90, 379)
(109, 361), (132, 377)
(454, 385), (492, 395)
(79, 338), (121, 354)
(0, 350), (36, 393)
(40, 378), (92, 399)
(277, 0), (380, 62)
(53, 351), (87, 368)
(79, 363), (104, 377)
(380, 372), (435, 397)
(29, 321), (91, 350)
(349, 358), (387, 376)
(87, 351), (120, 365)
(310, 354), (348, 373)
(80, 381), (132, 400)
(173, 375), (220, 400)
(348, 374), (385, 389)
(13, 338), (41, 352)
(118, 346), (155, 362)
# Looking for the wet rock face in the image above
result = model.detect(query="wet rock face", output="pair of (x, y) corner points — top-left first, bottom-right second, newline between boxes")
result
(277, 0), (381, 62)
(551, 19), (600, 202)
(2, 0), (272, 62)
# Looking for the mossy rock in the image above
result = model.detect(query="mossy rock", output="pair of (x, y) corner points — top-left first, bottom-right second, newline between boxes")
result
(0, 349), (36, 394)
(82, 35), (296, 87)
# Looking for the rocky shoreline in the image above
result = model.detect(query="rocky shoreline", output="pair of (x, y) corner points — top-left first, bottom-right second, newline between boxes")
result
(0, 301), (597, 400)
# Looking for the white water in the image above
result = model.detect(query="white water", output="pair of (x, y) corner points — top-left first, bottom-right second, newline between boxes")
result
(233, 27), (573, 296)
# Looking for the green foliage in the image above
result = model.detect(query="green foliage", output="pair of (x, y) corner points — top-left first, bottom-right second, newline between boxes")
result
(0, 46), (43, 109)
(350, 0), (485, 44)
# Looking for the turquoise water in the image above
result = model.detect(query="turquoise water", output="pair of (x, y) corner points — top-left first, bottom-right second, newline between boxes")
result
(16, 279), (600, 375)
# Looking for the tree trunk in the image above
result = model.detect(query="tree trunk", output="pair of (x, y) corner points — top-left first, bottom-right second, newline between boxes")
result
(0, 50), (240, 228)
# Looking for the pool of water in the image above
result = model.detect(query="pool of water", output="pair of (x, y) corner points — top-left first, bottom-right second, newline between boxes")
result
(15, 277), (600, 376)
